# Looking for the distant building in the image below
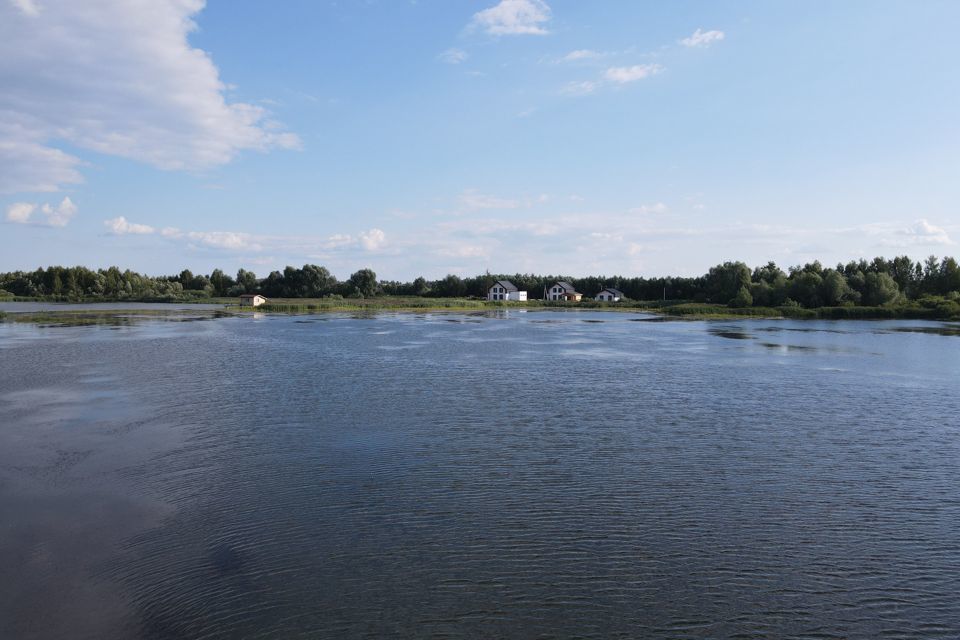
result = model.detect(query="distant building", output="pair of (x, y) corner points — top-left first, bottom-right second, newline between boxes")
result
(546, 281), (582, 302)
(487, 280), (528, 301)
(240, 294), (267, 307)
(595, 287), (625, 302)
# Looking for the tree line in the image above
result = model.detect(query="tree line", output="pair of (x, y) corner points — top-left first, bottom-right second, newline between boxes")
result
(2, 255), (959, 309)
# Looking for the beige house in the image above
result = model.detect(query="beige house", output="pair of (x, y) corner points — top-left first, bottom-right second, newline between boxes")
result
(240, 294), (267, 307)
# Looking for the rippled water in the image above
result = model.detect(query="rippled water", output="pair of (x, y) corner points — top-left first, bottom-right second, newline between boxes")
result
(2, 311), (959, 639)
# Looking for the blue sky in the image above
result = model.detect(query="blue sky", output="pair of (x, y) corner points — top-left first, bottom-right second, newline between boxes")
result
(1, 0), (958, 279)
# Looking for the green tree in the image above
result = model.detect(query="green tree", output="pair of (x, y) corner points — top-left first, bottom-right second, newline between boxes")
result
(730, 285), (753, 308)
(820, 270), (852, 306)
(412, 276), (430, 296)
(348, 268), (378, 298)
(863, 272), (900, 305)
(301, 264), (336, 297)
(704, 261), (751, 304)
(788, 271), (823, 308)
(235, 269), (258, 294)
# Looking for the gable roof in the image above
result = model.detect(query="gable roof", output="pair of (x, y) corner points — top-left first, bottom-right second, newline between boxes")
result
(600, 287), (625, 297)
(553, 281), (578, 292)
(490, 280), (518, 292)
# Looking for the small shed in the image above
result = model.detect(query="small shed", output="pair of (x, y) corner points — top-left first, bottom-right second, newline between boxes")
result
(595, 287), (625, 302)
(488, 280), (528, 301)
(546, 281), (582, 302)
(240, 294), (267, 307)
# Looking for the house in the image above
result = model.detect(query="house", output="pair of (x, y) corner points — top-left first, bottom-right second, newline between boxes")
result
(546, 281), (582, 302)
(595, 287), (625, 302)
(487, 280), (528, 301)
(239, 294), (267, 307)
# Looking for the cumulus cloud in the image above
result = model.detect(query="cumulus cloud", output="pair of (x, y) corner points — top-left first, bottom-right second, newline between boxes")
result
(680, 28), (725, 48)
(0, 0), (299, 194)
(439, 48), (468, 64)
(5, 196), (76, 226)
(560, 49), (602, 62)
(901, 219), (953, 246)
(359, 228), (387, 251)
(471, 0), (551, 36)
(563, 63), (662, 96)
(604, 64), (663, 84)
(186, 231), (260, 251)
(104, 216), (155, 235)
(5, 202), (35, 224)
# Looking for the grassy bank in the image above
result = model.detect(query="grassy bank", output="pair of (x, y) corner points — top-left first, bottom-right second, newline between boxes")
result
(4, 294), (959, 321)
(659, 301), (960, 320)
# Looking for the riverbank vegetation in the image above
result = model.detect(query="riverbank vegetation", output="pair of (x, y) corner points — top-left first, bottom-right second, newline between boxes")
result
(2, 255), (959, 320)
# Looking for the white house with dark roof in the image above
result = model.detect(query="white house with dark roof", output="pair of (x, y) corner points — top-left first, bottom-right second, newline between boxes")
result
(546, 281), (582, 302)
(239, 294), (267, 307)
(487, 280), (527, 301)
(595, 287), (625, 302)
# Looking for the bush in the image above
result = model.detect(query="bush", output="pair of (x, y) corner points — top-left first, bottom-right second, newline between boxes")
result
(730, 286), (753, 308)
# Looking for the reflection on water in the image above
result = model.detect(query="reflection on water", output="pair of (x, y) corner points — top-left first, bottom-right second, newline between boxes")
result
(1, 312), (960, 639)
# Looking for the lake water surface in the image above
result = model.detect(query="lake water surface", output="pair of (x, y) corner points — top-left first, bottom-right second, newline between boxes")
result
(1, 310), (959, 639)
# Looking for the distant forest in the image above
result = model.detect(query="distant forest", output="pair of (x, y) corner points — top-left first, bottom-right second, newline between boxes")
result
(2, 256), (960, 312)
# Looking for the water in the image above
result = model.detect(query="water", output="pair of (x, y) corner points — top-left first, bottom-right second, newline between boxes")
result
(1, 310), (959, 639)
(0, 301), (227, 312)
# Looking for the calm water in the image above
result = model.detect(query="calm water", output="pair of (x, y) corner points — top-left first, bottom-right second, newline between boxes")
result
(1, 311), (959, 639)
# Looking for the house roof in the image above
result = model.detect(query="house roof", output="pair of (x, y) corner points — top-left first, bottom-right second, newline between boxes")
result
(239, 293), (264, 299)
(491, 280), (518, 292)
(601, 287), (625, 297)
(553, 281), (578, 292)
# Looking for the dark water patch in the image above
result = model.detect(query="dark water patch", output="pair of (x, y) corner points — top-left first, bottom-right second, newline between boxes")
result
(709, 327), (754, 340)
(888, 325), (960, 337)
(628, 316), (676, 322)
(756, 326), (849, 335)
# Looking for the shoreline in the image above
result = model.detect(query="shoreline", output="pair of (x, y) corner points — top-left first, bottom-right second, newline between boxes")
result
(2, 299), (959, 324)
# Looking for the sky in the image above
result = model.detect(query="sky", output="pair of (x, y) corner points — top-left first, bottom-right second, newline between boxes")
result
(1, 0), (959, 280)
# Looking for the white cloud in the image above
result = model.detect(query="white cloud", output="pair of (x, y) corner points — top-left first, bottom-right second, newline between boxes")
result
(901, 219), (953, 246)
(604, 64), (663, 84)
(560, 80), (598, 96)
(680, 28), (725, 48)
(10, 0), (38, 16)
(186, 231), (260, 251)
(439, 48), (468, 64)
(0, 139), (84, 194)
(630, 202), (669, 215)
(359, 228), (387, 251)
(5, 202), (35, 223)
(322, 234), (355, 250)
(5, 196), (76, 226)
(104, 216), (155, 235)
(42, 196), (77, 226)
(561, 49), (602, 62)
(471, 0), (551, 36)
(0, 0), (299, 194)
